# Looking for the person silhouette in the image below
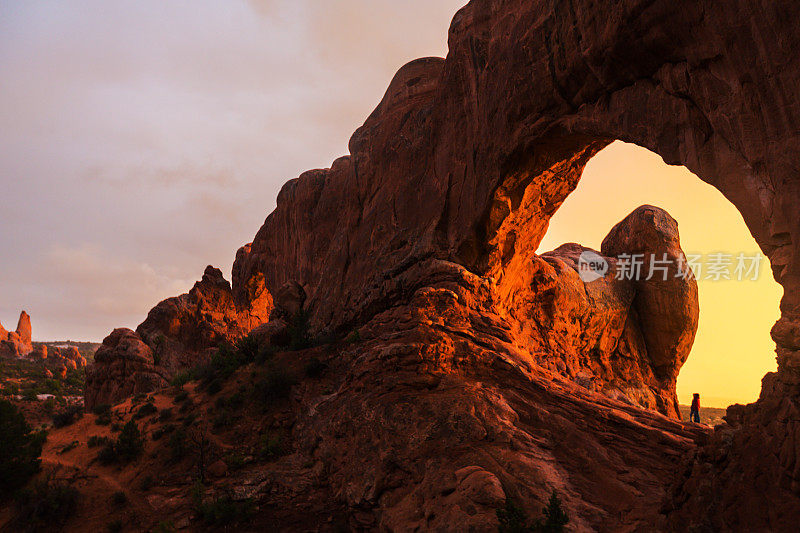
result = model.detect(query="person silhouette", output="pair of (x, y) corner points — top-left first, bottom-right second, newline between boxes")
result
(690, 393), (701, 423)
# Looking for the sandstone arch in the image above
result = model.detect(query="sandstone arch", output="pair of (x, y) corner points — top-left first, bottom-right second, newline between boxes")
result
(86, 1), (800, 526)
(234, 0), (799, 380)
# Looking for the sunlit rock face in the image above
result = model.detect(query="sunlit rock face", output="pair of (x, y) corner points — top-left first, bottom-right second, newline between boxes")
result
(0, 311), (33, 357)
(85, 265), (272, 408)
(86, 0), (800, 528)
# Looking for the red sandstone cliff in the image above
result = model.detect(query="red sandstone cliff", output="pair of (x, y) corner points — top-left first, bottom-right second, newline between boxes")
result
(80, 0), (800, 529)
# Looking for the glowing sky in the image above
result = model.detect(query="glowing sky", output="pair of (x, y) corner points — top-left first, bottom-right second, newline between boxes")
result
(537, 143), (782, 407)
(0, 1), (780, 406)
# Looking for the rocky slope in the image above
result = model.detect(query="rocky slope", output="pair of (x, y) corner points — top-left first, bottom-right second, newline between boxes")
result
(76, 0), (800, 529)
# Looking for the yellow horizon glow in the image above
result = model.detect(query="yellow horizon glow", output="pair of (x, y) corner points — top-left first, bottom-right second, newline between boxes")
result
(537, 141), (782, 408)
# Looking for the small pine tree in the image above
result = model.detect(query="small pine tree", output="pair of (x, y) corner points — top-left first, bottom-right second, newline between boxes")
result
(115, 420), (144, 462)
(0, 400), (45, 501)
(535, 491), (569, 532)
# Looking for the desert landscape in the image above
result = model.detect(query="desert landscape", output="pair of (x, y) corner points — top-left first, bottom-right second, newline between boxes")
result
(2, 0), (800, 531)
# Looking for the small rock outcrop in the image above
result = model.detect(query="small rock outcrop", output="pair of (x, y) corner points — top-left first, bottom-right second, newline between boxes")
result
(0, 311), (33, 357)
(85, 328), (168, 409)
(85, 265), (272, 408)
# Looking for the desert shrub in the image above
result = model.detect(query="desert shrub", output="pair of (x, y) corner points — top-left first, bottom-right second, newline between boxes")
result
(256, 344), (278, 363)
(205, 379), (222, 395)
(535, 491), (569, 532)
(95, 412), (112, 426)
(92, 404), (111, 416)
(22, 388), (38, 401)
(288, 309), (311, 350)
(116, 421), (144, 461)
(254, 362), (294, 404)
(257, 432), (286, 461)
(215, 390), (245, 412)
(167, 428), (187, 462)
(197, 343), (238, 388)
(110, 421), (123, 432)
(42, 397), (57, 414)
(58, 440), (79, 455)
(0, 400), (46, 501)
(498, 498), (529, 533)
(133, 401), (158, 420)
(111, 490), (128, 506)
(98, 421), (143, 464)
(132, 393), (147, 404)
(52, 404), (83, 428)
(304, 357), (326, 378)
(152, 423), (176, 441)
(174, 389), (189, 404)
(191, 484), (253, 527)
(225, 452), (246, 470)
(497, 492), (569, 533)
(181, 412), (197, 426)
(12, 478), (79, 532)
(139, 475), (155, 491)
(170, 371), (193, 388)
(235, 333), (260, 364)
(158, 407), (173, 422)
(212, 410), (235, 431)
(153, 521), (175, 533)
(88, 435), (110, 448)
(345, 329), (361, 344)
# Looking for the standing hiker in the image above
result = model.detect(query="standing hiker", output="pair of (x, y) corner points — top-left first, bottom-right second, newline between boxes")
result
(690, 393), (701, 423)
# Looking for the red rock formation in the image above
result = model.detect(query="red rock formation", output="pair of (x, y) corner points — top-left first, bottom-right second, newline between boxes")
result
(81, 0), (800, 527)
(135, 265), (271, 372)
(85, 328), (168, 409)
(65, 346), (87, 368)
(0, 311), (33, 357)
(30, 344), (47, 360)
(86, 266), (272, 407)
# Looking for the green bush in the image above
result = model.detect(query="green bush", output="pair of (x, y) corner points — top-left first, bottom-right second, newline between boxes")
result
(257, 432), (286, 461)
(235, 333), (260, 363)
(497, 492), (569, 533)
(191, 484), (253, 527)
(52, 404), (83, 428)
(133, 402), (158, 420)
(254, 362), (294, 403)
(98, 421), (144, 464)
(170, 372), (192, 388)
(304, 357), (326, 378)
(92, 404), (111, 416)
(0, 400), (46, 501)
(116, 421), (144, 461)
(12, 478), (79, 532)
(88, 435), (110, 448)
(152, 423), (175, 441)
(167, 428), (187, 462)
(111, 490), (128, 506)
(139, 475), (155, 492)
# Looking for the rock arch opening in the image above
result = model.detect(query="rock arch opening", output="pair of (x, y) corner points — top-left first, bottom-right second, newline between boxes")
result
(475, 134), (786, 419)
(535, 141), (782, 411)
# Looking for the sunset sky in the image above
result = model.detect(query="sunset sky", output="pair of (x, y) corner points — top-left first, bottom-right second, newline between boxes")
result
(0, 1), (780, 406)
